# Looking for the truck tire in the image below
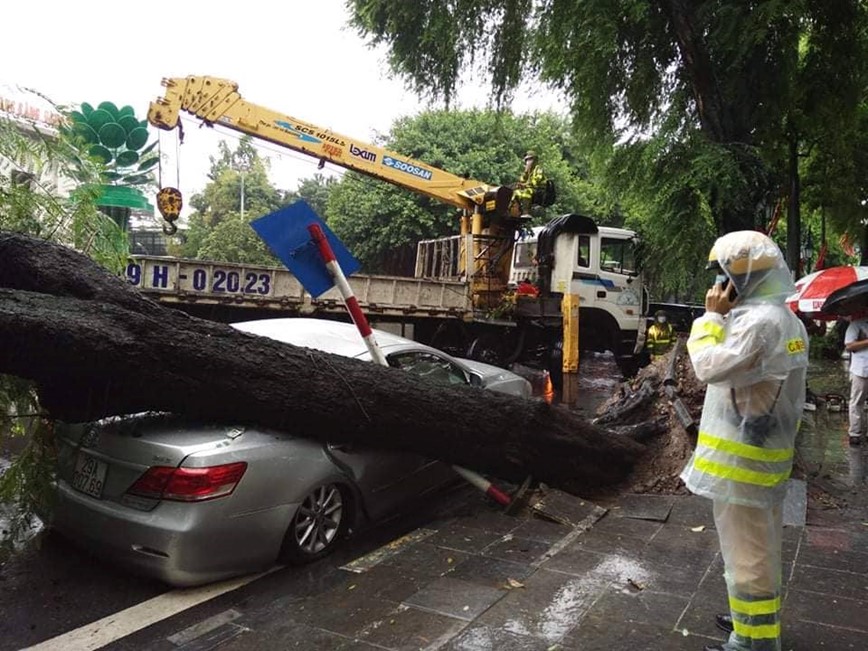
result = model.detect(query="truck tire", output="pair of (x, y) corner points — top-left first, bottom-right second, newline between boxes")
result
(466, 333), (508, 367)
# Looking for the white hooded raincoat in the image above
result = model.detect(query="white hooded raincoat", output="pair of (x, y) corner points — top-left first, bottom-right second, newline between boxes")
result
(682, 232), (808, 507)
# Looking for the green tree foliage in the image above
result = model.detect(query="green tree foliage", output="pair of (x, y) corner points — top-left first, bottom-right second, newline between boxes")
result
(179, 137), (287, 264)
(326, 108), (611, 273)
(196, 216), (279, 265)
(0, 103), (128, 270)
(1, 94), (128, 555)
(297, 173), (340, 219)
(789, 7), (868, 241)
(349, 0), (868, 291)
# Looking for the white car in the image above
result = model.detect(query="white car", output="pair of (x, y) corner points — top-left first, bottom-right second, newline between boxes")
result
(48, 318), (531, 586)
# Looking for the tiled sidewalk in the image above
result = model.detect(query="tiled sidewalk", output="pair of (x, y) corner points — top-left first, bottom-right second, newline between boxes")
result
(206, 482), (868, 651)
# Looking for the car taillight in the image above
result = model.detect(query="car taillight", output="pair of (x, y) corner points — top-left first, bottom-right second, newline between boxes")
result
(128, 462), (247, 502)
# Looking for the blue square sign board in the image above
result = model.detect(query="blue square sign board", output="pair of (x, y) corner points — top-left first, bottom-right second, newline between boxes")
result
(250, 200), (360, 298)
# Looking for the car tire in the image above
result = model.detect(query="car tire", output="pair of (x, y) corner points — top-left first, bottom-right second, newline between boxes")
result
(279, 482), (352, 564)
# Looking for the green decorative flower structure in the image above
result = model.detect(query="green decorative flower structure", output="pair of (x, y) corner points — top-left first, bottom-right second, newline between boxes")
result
(68, 101), (159, 186)
(66, 101), (159, 226)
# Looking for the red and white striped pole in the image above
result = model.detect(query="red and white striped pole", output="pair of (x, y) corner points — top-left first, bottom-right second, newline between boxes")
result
(308, 224), (388, 367)
(307, 223), (511, 507)
(451, 466), (512, 506)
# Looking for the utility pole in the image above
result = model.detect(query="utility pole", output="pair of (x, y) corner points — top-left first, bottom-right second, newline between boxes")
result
(240, 170), (246, 220)
(233, 151), (252, 220)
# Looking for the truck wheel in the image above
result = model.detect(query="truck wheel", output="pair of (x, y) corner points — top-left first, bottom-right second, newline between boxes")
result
(466, 334), (507, 367)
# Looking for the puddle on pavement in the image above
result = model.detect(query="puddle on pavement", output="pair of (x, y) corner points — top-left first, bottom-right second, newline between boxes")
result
(590, 553), (652, 592)
(500, 576), (595, 642)
(802, 355), (867, 489)
(499, 552), (653, 642)
(574, 351), (622, 416)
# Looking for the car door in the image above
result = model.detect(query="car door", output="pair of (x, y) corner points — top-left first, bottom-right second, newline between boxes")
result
(325, 350), (467, 521)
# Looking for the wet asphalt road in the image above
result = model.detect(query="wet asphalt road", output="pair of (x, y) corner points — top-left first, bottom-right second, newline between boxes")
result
(0, 481), (485, 651)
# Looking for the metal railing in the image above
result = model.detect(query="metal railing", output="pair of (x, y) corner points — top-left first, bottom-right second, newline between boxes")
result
(415, 234), (513, 282)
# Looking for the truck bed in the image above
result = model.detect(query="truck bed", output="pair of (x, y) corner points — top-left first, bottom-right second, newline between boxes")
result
(126, 256), (473, 318)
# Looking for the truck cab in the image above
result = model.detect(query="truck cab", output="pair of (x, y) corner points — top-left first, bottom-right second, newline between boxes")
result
(510, 214), (647, 371)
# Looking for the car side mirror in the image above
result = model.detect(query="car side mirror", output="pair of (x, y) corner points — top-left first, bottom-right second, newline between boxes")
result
(468, 372), (483, 387)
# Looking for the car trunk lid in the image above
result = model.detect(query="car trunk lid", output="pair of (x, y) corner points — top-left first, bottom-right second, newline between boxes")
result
(55, 414), (245, 505)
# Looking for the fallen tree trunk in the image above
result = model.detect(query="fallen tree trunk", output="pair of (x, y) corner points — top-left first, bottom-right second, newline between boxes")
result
(0, 232), (651, 492)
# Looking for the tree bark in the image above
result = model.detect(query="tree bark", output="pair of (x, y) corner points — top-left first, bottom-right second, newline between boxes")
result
(0, 232), (649, 493)
(660, 0), (728, 142)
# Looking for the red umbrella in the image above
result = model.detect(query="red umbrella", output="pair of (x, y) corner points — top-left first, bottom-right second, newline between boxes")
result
(787, 266), (868, 318)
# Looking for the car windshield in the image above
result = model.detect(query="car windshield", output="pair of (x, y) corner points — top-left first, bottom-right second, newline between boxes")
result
(388, 352), (469, 386)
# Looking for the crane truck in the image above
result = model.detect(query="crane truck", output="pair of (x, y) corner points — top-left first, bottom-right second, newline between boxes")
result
(138, 75), (648, 388)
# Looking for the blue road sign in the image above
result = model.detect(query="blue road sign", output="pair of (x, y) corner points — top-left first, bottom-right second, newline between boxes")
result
(250, 200), (360, 298)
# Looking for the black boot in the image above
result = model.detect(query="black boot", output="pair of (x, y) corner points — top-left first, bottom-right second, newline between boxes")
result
(715, 613), (734, 634)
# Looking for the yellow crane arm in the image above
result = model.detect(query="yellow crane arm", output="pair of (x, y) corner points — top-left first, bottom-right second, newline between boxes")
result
(147, 76), (511, 216)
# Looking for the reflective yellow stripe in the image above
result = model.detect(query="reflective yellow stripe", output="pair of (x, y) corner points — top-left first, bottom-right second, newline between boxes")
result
(687, 320), (724, 354)
(729, 595), (781, 616)
(698, 432), (793, 462)
(692, 319), (725, 341)
(732, 620), (780, 640)
(694, 457), (790, 487)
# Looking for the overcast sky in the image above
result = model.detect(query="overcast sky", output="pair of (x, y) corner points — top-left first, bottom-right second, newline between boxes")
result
(4, 0), (563, 220)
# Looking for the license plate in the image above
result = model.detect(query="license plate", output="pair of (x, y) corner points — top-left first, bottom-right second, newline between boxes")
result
(71, 452), (107, 498)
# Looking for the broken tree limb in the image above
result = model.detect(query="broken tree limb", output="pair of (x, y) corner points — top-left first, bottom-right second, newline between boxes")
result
(592, 378), (659, 426)
(0, 231), (645, 492)
(663, 340), (698, 439)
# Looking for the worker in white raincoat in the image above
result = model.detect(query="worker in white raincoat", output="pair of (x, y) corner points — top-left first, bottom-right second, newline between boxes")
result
(682, 231), (808, 651)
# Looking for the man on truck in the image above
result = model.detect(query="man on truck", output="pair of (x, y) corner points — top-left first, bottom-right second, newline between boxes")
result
(512, 150), (546, 216)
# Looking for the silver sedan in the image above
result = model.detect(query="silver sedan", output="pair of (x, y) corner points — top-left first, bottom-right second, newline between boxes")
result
(47, 318), (532, 586)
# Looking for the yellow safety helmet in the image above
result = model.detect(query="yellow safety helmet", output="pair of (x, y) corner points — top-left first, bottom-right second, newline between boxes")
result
(707, 230), (782, 277)
(706, 230), (790, 300)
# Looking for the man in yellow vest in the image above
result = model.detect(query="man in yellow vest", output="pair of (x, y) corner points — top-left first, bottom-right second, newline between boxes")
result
(647, 309), (675, 358)
(683, 231), (808, 651)
(512, 150), (546, 217)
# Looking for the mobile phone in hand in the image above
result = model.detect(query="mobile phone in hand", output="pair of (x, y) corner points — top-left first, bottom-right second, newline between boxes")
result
(715, 274), (738, 301)
(722, 279), (738, 301)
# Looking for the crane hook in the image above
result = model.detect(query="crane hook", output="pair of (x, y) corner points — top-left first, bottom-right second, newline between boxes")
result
(157, 187), (183, 237)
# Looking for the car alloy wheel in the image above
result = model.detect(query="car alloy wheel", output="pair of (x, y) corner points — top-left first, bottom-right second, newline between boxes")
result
(286, 483), (346, 561)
